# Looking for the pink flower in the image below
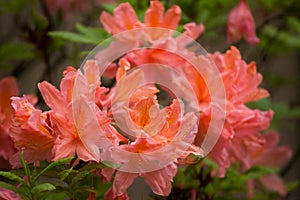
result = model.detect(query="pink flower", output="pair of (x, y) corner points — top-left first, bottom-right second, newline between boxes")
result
(0, 77), (19, 164)
(246, 131), (292, 197)
(227, 0), (260, 45)
(0, 188), (21, 200)
(0, 77), (38, 169)
(210, 46), (269, 104)
(109, 163), (177, 199)
(192, 46), (272, 176)
(100, 1), (204, 40)
(9, 97), (55, 168)
(38, 61), (112, 162)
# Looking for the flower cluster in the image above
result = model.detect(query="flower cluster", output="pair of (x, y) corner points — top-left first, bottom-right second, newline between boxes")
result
(0, 1), (292, 199)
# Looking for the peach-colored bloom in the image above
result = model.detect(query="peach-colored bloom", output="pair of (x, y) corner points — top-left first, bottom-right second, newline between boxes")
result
(227, 0), (260, 45)
(192, 46), (272, 176)
(0, 188), (21, 200)
(100, 1), (204, 40)
(38, 61), (112, 162)
(0, 77), (19, 164)
(9, 97), (55, 168)
(102, 67), (202, 198)
(210, 46), (269, 104)
(246, 131), (292, 197)
(109, 163), (177, 198)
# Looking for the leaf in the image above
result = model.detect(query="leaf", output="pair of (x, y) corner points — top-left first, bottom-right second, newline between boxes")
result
(0, 0), (34, 13)
(245, 166), (278, 180)
(34, 156), (74, 181)
(43, 192), (68, 200)
(0, 181), (19, 193)
(49, 31), (98, 44)
(0, 42), (35, 63)
(75, 23), (109, 44)
(74, 185), (95, 193)
(20, 151), (32, 186)
(0, 171), (25, 184)
(246, 98), (272, 111)
(30, 8), (49, 30)
(101, 3), (117, 14)
(31, 183), (56, 195)
(57, 168), (75, 184)
(286, 180), (299, 192)
(287, 16), (300, 34)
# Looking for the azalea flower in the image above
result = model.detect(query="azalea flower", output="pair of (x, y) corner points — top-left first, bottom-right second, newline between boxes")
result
(38, 61), (113, 162)
(247, 131), (292, 197)
(100, 1), (204, 40)
(0, 188), (21, 200)
(191, 46), (273, 176)
(227, 0), (260, 45)
(100, 62), (202, 198)
(0, 77), (19, 168)
(9, 97), (55, 168)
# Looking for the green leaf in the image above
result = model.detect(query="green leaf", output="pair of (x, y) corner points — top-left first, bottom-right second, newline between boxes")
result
(0, 171), (25, 184)
(71, 163), (105, 186)
(75, 23), (109, 44)
(30, 8), (49, 31)
(49, 31), (98, 44)
(0, 42), (35, 63)
(57, 168), (75, 184)
(43, 192), (68, 200)
(20, 151), (32, 186)
(287, 16), (300, 34)
(101, 3), (117, 14)
(245, 166), (278, 180)
(74, 185), (95, 193)
(246, 98), (272, 111)
(0, 180), (19, 193)
(0, 0), (34, 13)
(286, 180), (299, 192)
(34, 156), (74, 181)
(31, 183), (56, 195)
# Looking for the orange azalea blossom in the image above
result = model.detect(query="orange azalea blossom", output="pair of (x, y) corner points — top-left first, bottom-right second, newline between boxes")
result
(39, 61), (118, 162)
(191, 47), (273, 177)
(0, 188), (21, 200)
(0, 77), (19, 168)
(247, 131), (292, 197)
(100, 1), (204, 40)
(0, 77), (38, 169)
(227, 0), (260, 45)
(9, 97), (55, 168)
(103, 63), (202, 198)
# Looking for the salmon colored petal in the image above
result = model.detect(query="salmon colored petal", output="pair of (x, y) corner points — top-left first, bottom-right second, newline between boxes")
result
(73, 96), (107, 162)
(180, 22), (205, 41)
(104, 187), (129, 200)
(162, 5), (181, 30)
(113, 171), (138, 197)
(0, 77), (19, 128)
(0, 188), (21, 200)
(100, 12), (121, 34)
(10, 113), (54, 166)
(142, 163), (177, 196)
(60, 67), (77, 103)
(84, 60), (100, 85)
(114, 3), (138, 31)
(260, 174), (288, 196)
(0, 126), (16, 160)
(38, 82), (66, 114)
(227, 0), (259, 45)
(145, 1), (164, 27)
